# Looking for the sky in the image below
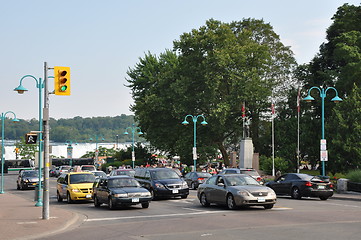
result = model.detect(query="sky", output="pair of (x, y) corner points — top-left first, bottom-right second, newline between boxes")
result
(1, 0), (359, 120)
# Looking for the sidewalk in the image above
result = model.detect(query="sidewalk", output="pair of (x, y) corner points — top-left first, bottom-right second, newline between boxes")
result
(332, 191), (361, 201)
(0, 193), (82, 240)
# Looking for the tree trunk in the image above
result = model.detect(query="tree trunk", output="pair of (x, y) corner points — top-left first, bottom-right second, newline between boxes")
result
(218, 143), (229, 166)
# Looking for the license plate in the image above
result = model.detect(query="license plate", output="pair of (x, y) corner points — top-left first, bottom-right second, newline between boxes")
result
(257, 197), (266, 202)
(318, 185), (325, 190)
(86, 194), (92, 198)
(172, 189), (179, 194)
(132, 198), (139, 203)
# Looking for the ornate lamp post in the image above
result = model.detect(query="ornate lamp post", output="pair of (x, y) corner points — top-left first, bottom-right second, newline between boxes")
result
(14, 75), (44, 207)
(303, 86), (342, 176)
(90, 135), (105, 168)
(1, 111), (19, 194)
(124, 124), (143, 169)
(182, 115), (208, 172)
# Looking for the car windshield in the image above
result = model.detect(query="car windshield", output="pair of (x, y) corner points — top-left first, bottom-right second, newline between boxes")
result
(224, 175), (260, 186)
(82, 166), (95, 171)
(151, 170), (180, 180)
(115, 170), (135, 177)
(93, 172), (106, 177)
(23, 171), (38, 177)
(61, 166), (71, 170)
(108, 178), (140, 188)
(70, 174), (95, 184)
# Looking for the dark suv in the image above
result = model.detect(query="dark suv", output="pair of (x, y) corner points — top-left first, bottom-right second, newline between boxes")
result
(92, 176), (152, 209)
(134, 168), (189, 199)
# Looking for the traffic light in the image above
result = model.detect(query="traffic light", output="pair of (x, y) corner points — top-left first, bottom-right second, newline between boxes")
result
(54, 66), (71, 95)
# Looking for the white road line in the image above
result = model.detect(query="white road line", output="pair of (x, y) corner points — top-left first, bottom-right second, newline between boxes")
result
(85, 210), (228, 222)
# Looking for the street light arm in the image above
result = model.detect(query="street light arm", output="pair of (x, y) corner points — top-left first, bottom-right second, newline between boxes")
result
(325, 87), (343, 102)
(18, 75), (44, 89)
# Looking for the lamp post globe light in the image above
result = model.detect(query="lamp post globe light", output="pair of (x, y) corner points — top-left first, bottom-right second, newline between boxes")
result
(182, 115), (208, 172)
(1, 111), (19, 194)
(14, 75), (44, 207)
(89, 135), (105, 169)
(303, 86), (342, 176)
(124, 124), (143, 169)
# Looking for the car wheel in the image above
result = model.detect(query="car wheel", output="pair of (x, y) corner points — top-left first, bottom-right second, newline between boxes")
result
(291, 187), (302, 199)
(20, 182), (25, 190)
(17, 183), (20, 190)
(141, 202), (149, 208)
(150, 189), (157, 200)
(227, 194), (237, 210)
(94, 195), (101, 207)
(191, 182), (196, 190)
(264, 204), (274, 209)
(181, 195), (188, 199)
(108, 197), (115, 210)
(200, 193), (210, 207)
(67, 192), (73, 204)
(319, 196), (329, 201)
(57, 191), (63, 202)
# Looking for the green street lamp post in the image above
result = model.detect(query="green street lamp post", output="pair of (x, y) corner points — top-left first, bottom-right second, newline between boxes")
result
(182, 115), (208, 172)
(65, 140), (77, 166)
(124, 124), (143, 169)
(1, 111), (19, 194)
(14, 75), (44, 207)
(90, 135), (105, 169)
(303, 86), (342, 176)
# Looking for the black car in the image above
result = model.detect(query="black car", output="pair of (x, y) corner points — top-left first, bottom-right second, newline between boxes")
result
(92, 176), (152, 209)
(183, 172), (212, 189)
(134, 168), (189, 199)
(16, 170), (42, 190)
(266, 173), (334, 200)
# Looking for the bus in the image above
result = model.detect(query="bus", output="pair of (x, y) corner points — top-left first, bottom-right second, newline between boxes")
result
(4, 159), (34, 173)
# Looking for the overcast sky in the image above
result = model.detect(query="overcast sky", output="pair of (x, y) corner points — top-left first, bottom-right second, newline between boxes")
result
(1, 0), (359, 120)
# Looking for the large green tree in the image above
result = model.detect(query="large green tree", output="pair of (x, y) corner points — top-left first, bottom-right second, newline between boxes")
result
(127, 18), (296, 166)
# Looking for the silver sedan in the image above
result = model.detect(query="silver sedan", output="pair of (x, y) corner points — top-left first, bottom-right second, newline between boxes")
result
(197, 174), (277, 210)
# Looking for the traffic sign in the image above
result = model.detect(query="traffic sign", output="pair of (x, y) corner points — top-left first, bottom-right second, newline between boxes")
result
(25, 133), (37, 144)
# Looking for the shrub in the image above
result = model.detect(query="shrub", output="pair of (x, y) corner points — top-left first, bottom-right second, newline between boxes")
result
(259, 156), (290, 175)
(346, 170), (361, 183)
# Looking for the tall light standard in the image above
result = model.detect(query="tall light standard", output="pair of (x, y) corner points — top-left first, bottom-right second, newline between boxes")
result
(65, 140), (77, 166)
(1, 111), (19, 194)
(124, 124), (143, 169)
(303, 86), (342, 176)
(90, 135), (105, 169)
(182, 115), (208, 172)
(14, 75), (44, 207)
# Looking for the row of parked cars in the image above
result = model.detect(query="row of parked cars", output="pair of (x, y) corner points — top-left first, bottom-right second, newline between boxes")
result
(18, 165), (335, 210)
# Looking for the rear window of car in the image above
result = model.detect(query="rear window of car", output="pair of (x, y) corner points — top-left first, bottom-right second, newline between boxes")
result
(239, 170), (259, 176)
(151, 170), (180, 180)
(70, 174), (95, 184)
(198, 173), (212, 178)
(114, 170), (135, 177)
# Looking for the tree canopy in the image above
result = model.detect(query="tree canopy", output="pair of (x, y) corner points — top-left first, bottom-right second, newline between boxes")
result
(127, 18), (296, 166)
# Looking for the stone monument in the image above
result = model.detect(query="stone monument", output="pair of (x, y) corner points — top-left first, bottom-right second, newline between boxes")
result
(239, 117), (254, 169)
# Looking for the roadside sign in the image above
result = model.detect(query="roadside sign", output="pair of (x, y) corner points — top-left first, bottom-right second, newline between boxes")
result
(320, 150), (328, 161)
(25, 133), (37, 144)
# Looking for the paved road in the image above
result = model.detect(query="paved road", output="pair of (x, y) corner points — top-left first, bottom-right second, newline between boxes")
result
(6, 173), (361, 240)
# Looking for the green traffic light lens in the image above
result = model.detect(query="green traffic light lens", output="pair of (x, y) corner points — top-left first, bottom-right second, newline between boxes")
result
(60, 85), (67, 91)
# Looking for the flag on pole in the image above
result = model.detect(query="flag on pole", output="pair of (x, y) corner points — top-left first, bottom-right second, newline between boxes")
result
(271, 102), (275, 115)
(297, 87), (301, 113)
(242, 102), (246, 118)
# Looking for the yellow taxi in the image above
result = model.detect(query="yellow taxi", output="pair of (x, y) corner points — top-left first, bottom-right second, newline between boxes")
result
(57, 171), (96, 203)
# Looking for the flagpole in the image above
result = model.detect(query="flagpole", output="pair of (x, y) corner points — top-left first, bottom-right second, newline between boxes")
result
(297, 87), (301, 173)
(271, 96), (275, 177)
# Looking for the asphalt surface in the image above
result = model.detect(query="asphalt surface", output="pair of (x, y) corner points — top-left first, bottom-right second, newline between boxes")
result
(0, 188), (360, 240)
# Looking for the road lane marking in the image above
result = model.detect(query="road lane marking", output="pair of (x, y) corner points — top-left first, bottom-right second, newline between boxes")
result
(85, 210), (229, 222)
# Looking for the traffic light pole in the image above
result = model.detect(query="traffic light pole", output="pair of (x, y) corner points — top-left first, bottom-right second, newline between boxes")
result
(42, 62), (50, 220)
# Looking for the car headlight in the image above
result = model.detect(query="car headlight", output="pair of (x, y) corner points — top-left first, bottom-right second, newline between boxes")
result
(25, 179), (30, 183)
(141, 192), (151, 197)
(238, 190), (250, 196)
(182, 182), (188, 188)
(114, 193), (128, 198)
(155, 183), (166, 189)
(71, 189), (81, 193)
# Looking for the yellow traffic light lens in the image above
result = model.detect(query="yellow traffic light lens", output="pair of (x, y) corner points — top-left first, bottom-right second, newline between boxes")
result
(60, 78), (67, 84)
